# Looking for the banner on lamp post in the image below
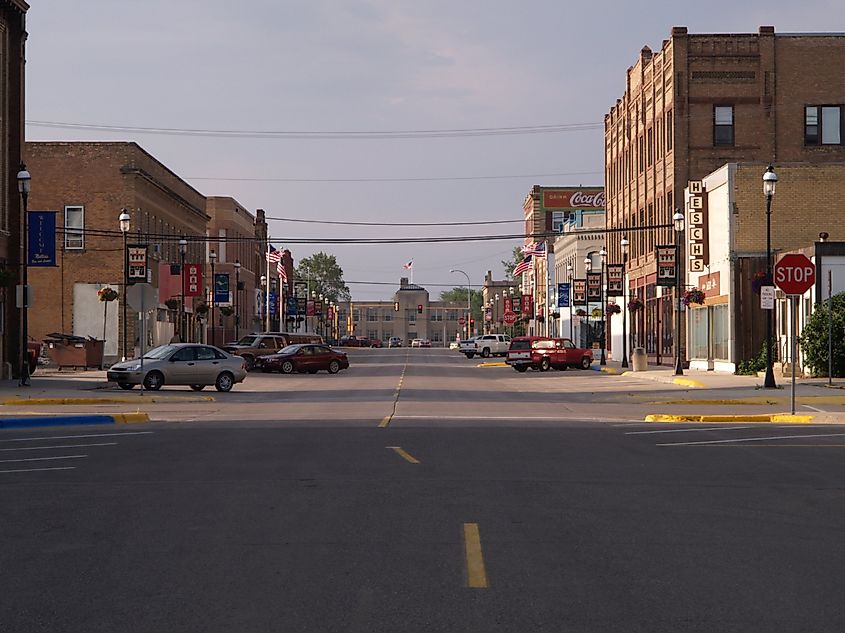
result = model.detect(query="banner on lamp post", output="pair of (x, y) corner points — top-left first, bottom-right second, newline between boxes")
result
(586, 272), (602, 301)
(557, 283), (571, 307)
(27, 211), (56, 267)
(606, 264), (624, 297)
(572, 279), (587, 306)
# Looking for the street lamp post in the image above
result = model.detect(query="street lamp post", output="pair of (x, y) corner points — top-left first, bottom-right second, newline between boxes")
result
(620, 237), (629, 368)
(449, 269), (471, 340)
(763, 165), (778, 388)
(234, 260), (241, 342)
(673, 210), (685, 376)
(260, 275), (267, 333)
(566, 263), (574, 340)
(119, 209), (131, 360)
(209, 250), (217, 346)
(17, 164), (31, 386)
(599, 246), (607, 365)
(179, 238), (188, 342)
(585, 256), (592, 348)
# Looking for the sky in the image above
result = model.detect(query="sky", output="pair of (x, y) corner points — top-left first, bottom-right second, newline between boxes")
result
(24, 1), (844, 300)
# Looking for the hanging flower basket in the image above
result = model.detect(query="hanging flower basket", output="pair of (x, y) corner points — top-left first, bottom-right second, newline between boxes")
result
(219, 306), (234, 317)
(98, 286), (119, 302)
(628, 297), (644, 312)
(751, 271), (771, 295)
(575, 309), (588, 317)
(194, 302), (209, 316)
(606, 302), (621, 315)
(591, 307), (603, 319)
(165, 298), (179, 311)
(0, 269), (16, 286)
(682, 287), (706, 306)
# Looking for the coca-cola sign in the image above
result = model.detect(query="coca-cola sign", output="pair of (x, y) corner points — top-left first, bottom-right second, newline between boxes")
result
(541, 188), (605, 211)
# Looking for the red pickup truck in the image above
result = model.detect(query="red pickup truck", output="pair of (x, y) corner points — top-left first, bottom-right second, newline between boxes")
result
(506, 336), (593, 372)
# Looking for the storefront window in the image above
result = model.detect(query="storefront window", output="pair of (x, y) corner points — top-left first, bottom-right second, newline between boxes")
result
(712, 304), (729, 361)
(689, 306), (708, 360)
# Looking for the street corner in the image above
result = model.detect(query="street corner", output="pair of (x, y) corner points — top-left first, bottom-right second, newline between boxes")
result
(643, 413), (815, 424)
(0, 412), (150, 429)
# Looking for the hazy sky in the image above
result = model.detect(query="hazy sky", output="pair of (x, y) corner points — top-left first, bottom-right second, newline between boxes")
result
(24, 1), (842, 299)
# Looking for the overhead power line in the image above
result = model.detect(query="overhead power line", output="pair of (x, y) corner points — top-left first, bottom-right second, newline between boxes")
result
(265, 216), (522, 227)
(185, 170), (603, 183)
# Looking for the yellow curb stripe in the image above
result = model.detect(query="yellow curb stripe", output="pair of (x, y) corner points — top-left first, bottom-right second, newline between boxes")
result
(672, 377), (705, 389)
(644, 414), (814, 424)
(476, 362), (508, 368)
(386, 446), (420, 464)
(113, 412), (150, 424)
(463, 523), (489, 589)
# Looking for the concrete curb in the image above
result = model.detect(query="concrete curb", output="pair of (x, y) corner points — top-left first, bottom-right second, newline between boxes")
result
(591, 366), (621, 375)
(620, 371), (705, 388)
(0, 395), (215, 406)
(644, 413), (814, 424)
(0, 412), (150, 429)
(476, 362), (508, 368)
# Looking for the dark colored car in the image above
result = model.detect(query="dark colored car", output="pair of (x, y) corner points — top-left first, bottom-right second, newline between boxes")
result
(256, 344), (350, 374)
(339, 335), (381, 348)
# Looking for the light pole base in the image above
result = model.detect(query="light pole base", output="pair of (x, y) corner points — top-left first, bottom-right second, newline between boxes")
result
(763, 365), (778, 388)
(621, 356), (628, 369)
(674, 357), (684, 376)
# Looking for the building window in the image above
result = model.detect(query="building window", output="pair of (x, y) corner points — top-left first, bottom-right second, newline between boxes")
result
(805, 105), (841, 145)
(714, 106), (734, 146)
(367, 330), (379, 341)
(367, 308), (378, 322)
(430, 310), (443, 322)
(552, 211), (567, 233)
(665, 111), (673, 151)
(64, 206), (84, 249)
(638, 137), (644, 172)
(383, 310), (392, 322)
(646, 128), (654, 166)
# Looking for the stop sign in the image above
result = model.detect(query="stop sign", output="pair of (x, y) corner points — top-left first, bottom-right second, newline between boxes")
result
(503, 312), (517, 325)
(458, 316), (466, 326)
(774, 253), (816, 295)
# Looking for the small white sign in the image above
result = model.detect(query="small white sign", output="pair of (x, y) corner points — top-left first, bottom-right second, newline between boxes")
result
(760, 286), (775, 310)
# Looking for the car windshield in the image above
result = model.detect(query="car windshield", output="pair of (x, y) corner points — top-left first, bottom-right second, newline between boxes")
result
(510, 340), (531, 350)
(143, 345), (178, 359)
(278, 344), (302, 355)
(237, 336), (259, 346)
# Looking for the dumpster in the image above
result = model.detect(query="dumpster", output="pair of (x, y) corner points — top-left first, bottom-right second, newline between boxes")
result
(45, 333), (105, 370)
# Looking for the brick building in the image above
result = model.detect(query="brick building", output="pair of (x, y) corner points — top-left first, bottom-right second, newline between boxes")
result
(1, 0), (27, 378)
(481, 271), (516, 335)
(605, 26), (845, 363)
(337, 278), (465, 346)
(24, 142), (208, 363)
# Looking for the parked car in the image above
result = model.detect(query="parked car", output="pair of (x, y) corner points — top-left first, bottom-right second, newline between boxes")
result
(339, 335), (381, 348)
(410, 339), (422, 348)
(223, 331), (323, 370)
(418, 339), (431, 348)
(107, 344), (247, 391)
(256, 344), (349, 374)
(448, 341), (460, 351)
(461, 334), (511, 359)
(388, 337), (403, 348)
(506, 336), (593, 372)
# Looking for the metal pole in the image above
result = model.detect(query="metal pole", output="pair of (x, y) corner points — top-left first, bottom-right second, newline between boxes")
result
(829, 269), (833, 386)
(764, 193), (777, 388)
(20, 188), (29, 386)
(600, 257), (606, 365)
(621, 254), (629, 368)
(180, 248), (186, 342)
(235, 268), (240, 341)
(791, 295), (797, 415)
(122, 231), (128, 360)
(210, 259), (215, 346)
(675, 235), (684, 376)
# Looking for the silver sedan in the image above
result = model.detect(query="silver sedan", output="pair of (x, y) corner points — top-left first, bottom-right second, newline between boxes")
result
(107, 344), (248, 392)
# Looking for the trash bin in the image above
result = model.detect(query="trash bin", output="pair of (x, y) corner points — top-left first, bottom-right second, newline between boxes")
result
(632, 347), (647, 372)
(45, 333), (105, 370)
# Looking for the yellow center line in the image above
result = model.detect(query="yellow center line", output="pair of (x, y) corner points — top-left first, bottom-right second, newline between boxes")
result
(386, 446), (420, 464)
(463, 522), (489, 588)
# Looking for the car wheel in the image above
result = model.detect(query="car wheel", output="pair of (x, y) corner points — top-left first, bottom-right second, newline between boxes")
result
(481, 348), (491, 358)
(281, 361), (295, 374)
(540, 357), (551, 372)
(328, 360), (340, 374)
(190, 384), (205, 391)
(143, 371), (164, 391)
(118, 383), (134, 390)
(514, 366), (528, 373)
(580, 356), (592, 370)
(242, 355), (255, 371)
(215, 371), (234, 392)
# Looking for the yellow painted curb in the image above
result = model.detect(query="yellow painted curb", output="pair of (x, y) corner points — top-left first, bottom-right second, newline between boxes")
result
(476, 362), (508, 368)
(0, 395), (215, 406)
(672, 377), (705, 389)
(645, 413), (814, 423)
(649, 398), (780, 406)
(599, 367), (620, 375)
(114, 412), (150, 424)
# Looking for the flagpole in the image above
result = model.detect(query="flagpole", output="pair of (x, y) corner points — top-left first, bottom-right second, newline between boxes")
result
(265, 237), (271, 333)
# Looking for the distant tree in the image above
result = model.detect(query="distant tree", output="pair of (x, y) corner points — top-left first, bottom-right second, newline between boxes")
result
(440, 288), (483, 322)
(800, 293), (845, 377)
(501, 246), (524, 281)
(295, 252), (351, 303)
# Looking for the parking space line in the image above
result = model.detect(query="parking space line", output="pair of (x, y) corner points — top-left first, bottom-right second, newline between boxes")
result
(658, 432), (845, 447)
(0, 431), (153, 443)
(386, 446), (420, 464)
(0, 466), (76, 474)
(804, 405), (826, 413)
(463, 523), (489, 589)
(0, 454), (87, 464)
(0, 442), (118, 452)
(626, 426), (752, 435)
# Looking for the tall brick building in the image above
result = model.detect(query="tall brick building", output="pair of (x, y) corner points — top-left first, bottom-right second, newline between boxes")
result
(605, 26), (845, 362)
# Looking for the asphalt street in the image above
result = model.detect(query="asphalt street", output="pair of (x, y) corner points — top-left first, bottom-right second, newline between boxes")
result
(3, 350), (845, 632)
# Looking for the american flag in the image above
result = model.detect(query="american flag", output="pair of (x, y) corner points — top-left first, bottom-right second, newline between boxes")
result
(512, 254), (532, 277)
(403, 260), (413, 270)
(267, 245), (287, 280)
(522, 241), (546, 258)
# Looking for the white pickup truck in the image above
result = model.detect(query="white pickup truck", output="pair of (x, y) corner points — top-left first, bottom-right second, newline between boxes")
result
(460, 334), (512, 359)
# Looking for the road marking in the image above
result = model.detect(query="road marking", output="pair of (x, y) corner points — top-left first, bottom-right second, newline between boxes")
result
(0, 466), (76, 474)
(379, 416), (392, 428)
(626, 426), (752, 435)
(0, 442), (118, 452)
(804, 405), (826, 413)
(658, 432), (845, 447)
(463, 523), (489, 589)
(386, 446), (420, 464)
(689, 444), (845, 448)
(0, 454), (87, 463)
(0, 431), (153, 443)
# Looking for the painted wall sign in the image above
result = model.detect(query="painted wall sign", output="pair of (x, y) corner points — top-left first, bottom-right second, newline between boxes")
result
(687, 180), (709, 273)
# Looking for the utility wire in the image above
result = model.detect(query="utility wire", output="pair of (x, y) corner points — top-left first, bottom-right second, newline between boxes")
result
(185, 170), (603, 183)
(264, 216), (522, 226)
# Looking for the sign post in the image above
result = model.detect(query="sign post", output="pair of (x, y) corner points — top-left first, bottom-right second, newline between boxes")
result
(774, 253), (816, 414)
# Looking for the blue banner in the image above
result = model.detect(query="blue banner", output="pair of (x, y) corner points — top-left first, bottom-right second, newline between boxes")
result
(214, 273), (230, 303)
(286, 296), (298, 316)
(28, 211), (56, 266)
(557, 282), (571, 308)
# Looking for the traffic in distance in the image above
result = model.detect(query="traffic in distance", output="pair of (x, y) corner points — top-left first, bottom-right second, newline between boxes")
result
(105, 330), (594, 391)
